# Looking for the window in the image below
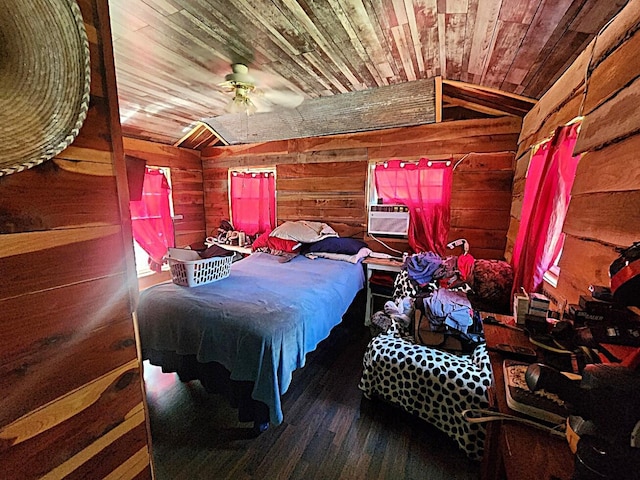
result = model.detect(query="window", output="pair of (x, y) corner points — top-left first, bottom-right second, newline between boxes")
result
(130, 167), (175, 276)
(370, 158), (453, 254)
(229, 168), (276, 236)
(512, 121), (581, 294)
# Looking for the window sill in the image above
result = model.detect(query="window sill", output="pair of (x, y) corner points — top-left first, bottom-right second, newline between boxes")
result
(543, 266), (560, 288)
(138, 269), (172, 291)
(136, 265), (170, 279)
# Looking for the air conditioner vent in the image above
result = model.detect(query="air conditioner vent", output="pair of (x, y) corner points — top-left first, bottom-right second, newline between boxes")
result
(368, 205), (410, 236)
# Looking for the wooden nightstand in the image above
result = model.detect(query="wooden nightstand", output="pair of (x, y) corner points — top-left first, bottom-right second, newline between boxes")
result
(363, 257), (403, 325)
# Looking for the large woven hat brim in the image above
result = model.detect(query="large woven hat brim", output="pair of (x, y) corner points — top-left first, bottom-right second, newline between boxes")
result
(0, 0), (91, 177)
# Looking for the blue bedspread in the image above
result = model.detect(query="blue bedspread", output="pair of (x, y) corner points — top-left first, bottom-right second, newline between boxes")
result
(136, 252), (365, 425)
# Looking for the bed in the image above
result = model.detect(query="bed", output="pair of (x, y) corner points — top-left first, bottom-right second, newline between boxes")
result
(136, 251), (365, 429)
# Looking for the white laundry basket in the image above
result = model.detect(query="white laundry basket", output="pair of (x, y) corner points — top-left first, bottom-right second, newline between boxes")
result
(167, 248), (232, 287)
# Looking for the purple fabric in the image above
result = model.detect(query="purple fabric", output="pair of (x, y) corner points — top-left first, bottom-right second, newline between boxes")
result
(404, 252), (443, 285)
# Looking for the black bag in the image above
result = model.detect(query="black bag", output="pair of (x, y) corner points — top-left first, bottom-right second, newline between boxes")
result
(610, 241), (640, 307)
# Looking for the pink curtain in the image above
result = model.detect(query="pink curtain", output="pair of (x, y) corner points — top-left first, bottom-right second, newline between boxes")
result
(130, 168), (175, 272)
(511, 122), (581, 295)
(374, 159), (453, 254)
(230, 171), (275, 236)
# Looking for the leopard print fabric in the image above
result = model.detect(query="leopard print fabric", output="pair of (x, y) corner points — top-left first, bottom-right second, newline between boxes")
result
(392, 269), (440, 303)
(392, 269), (418, 301)
(359, 323), (492, 461)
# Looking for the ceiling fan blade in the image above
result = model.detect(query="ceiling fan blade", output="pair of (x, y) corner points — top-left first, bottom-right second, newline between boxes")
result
(218, 81), (236, 92)
(250, 95), (273, 113)
(262, 89), (304, 109)
(250, 67), (306, 94)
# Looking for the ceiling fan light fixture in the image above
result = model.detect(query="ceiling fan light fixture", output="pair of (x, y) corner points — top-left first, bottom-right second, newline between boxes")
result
(226, 86), (257, 115)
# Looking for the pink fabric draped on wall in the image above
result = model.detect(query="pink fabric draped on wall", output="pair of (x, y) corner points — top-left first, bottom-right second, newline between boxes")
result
(374, 159), (453, 255)
(230, 171), (275, 236)
(130, 168), (175, 272)
(511, 122), (581, 295)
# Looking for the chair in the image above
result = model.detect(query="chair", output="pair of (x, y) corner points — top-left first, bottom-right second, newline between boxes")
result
(359, 323), (493, 461)
(359, 256), (513, 460)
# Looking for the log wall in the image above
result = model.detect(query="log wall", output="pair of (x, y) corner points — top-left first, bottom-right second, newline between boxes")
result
(505, 0), (640, 306)
(0, 1), (151, 478)
(202, 116), (521, 260)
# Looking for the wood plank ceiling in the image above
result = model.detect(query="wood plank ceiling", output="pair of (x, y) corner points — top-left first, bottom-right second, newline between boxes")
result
(108, 0), (628, 146)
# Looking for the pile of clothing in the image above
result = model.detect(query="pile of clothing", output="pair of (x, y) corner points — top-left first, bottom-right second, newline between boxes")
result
(403, 250), (475, 292)
(371, 249), (483, 352)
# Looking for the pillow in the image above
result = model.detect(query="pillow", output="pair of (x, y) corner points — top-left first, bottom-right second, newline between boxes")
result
(251, 230), (272, 251)
(252, 230), (300, 253)
(269, 220), (338, 243)
(269, 236), (301, 253)
(307, 237), (368, 255)
(305, 247), (372, 264)
(466, 259), (514, 315)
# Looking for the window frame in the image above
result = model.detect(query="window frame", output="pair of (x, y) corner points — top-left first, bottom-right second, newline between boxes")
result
(227, 167), (277, 232)
(513, 119), (582, 293)
(132, 166), (175, 278)
(366, 158), (454, 255)
(367, 159), (453, 207)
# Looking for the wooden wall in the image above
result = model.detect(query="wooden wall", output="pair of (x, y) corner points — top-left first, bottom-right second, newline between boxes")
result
(505, 0), (640, 306)
(0, 1), (151, 478)
(202, 116), (521, 260)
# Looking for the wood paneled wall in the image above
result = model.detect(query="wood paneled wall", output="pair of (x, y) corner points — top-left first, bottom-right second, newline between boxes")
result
(202, 116), (521, 260)
(0, 1), (151, 478)
(505, 0), (640, 305)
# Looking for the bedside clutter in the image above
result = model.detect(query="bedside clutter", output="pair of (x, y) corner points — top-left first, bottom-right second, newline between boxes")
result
(480, 319), (574, 480)
(480, 283), (640, 480)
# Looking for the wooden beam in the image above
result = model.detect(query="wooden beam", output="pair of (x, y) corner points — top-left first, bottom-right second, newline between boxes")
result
(443, 79), (536, 117)
(122, 137), (201, 168)
(443, 95), (512, 117)
(435, 75), (443, 122)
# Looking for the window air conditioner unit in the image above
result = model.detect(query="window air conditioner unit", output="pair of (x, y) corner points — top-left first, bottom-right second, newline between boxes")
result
(368, 205), (410, 236)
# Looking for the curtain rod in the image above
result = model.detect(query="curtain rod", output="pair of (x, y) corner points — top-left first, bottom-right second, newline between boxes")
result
(377, 158), (454, 168)
(373, 151), (518, 170)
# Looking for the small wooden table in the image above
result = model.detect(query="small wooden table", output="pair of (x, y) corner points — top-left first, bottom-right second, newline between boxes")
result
(362, 257), (403, 325)
(481, 315), (574, 480)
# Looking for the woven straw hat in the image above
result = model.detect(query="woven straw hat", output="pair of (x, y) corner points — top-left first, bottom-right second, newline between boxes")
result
(0, 0), (91, 177)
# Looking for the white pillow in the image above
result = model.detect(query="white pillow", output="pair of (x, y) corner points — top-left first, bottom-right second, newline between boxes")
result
(305, 247), (372, 264)
(270, 220), (338, 243)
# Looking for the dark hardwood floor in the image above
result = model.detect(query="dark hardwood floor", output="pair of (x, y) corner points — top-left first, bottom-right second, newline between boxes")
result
(143, 319), (481, 480)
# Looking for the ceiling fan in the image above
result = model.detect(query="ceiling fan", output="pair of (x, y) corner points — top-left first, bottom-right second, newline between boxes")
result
(218, 63), (304, 115)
